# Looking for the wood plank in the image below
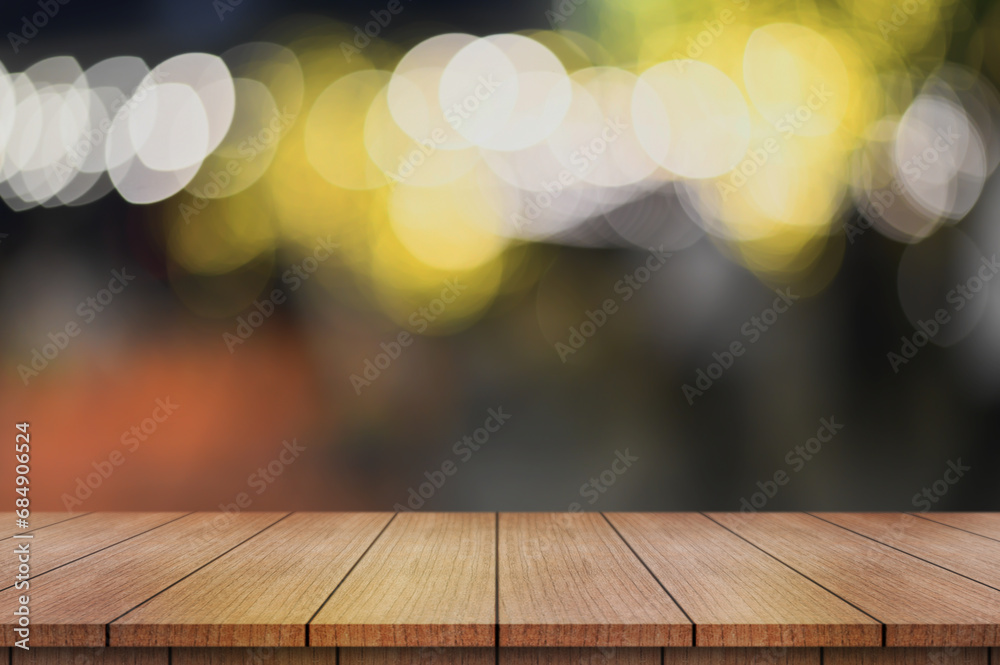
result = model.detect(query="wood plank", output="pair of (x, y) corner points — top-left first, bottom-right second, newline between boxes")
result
(823, 647), (987, 665)
(0, 512), (287, 647)
(662, 648), (820, 665)
(498, 512), (692, 647)
(112, 513), (393, 647)
(914, 514), (1000, 542)
(606, 513), (881, 646)
(501, 647), (659, 665)
(342, 647), (493, 665)
(172, 648), (335, 665)
(708, 513), (1000, 646)
(0, 514), (87, 540)
(815, 513), (1000, 590)
(310, 513), (495, 647)
(0, 513), (186, 590)
(12, 647), (167, 665)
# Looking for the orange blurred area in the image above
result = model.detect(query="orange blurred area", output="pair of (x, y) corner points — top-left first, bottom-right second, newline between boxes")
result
(1, 326), (334, 511)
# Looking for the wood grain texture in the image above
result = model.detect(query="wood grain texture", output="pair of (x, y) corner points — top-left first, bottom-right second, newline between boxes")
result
(822, 647), (988, 665)
(112, 513), (393, 647)
(0, 513), (186, 590)
(500, 648), (660, 665)
(662, 648), (820, 665)
(815, 513), (1000, 590)
(606, 513), (881, 647)
(11, 648), (167, 665)
(499, 512), (692, 647)
(342, 647), (493, 665)
(172, 648), (335, 665)
(915, 514), (1000, 542)
(1, 514), (87, 540)
(0, 513), (287, 647)
(310, 513), (495, 647)
(709, 513), (1000, 647)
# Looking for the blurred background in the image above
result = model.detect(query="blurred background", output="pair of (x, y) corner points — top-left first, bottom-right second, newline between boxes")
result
(1, 0), (999, 513)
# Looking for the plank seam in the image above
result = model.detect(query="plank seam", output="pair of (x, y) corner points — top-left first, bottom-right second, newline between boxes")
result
(807, 513), (1000, 593)
(700, 512), (888, 637)
(0, 512), (92, 542)
(601, 512), (696, 646)
(0, 512), (195, 594)
(305, 511), (398, 643)
(908, 513), (1000, 544)
(105, 511), (293, 638)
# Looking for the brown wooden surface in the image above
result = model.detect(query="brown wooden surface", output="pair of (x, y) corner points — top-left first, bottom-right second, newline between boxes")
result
(606, 513), (881, 647)
(0, 513), (286, 647)
(3, 512), (1000, 649)
(815, 513), (1000, 590)
(708, 512), (1000, 646)
(498, 512), (692, 647)
(171, 648), (335, 665)
(916, 514), (1000, 542)
(500, 647), (660, 665)
(112, 513), (393, 647)
(0, 514), (88, 540)
(310, 513), (495, 647)
(11, 648), (167, 665)
(1, 646), (994, 665)
(0, 513), (186, 590)
(342, 647), (493, 665)
(822, 647), (987, 665)
(661, 648), (820, 665)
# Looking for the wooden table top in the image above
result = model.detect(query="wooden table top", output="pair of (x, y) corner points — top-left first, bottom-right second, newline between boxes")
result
(2, 512), (999, 649)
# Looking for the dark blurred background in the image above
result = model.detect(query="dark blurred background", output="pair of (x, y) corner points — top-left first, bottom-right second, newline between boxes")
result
(2, 0), (999, 513)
